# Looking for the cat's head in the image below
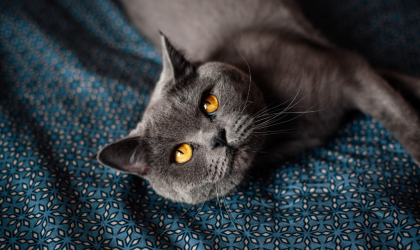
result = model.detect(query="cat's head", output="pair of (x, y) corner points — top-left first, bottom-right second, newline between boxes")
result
(96, 35), (266, 204)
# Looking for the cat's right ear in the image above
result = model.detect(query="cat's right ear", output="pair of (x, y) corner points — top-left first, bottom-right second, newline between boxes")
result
(95, 137), (149, 176)
(159, 32), (196, 82)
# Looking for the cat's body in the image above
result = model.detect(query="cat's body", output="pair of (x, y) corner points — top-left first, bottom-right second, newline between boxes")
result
(96, 0), (420, 204)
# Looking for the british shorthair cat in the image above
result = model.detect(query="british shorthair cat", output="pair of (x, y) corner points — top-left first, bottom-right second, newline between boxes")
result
(96, 0), (420, 204)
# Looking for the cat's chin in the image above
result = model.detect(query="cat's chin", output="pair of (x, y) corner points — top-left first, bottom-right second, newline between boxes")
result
(150, 155), (251, 205)
(198, 129), (266, 204)
(201, 147), (260, 204)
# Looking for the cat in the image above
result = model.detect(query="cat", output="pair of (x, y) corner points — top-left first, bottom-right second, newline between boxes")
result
(95, 0), (420, 204)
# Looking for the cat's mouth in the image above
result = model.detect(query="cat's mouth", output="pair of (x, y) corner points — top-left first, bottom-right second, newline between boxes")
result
(229, 135), (261, 174)
(210, 147), (252, 183)
(207, 148), (236, 183)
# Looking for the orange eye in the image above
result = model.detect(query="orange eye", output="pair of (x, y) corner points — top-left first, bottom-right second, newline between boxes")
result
(174, 144), (193, 163)
(202, 94), (218, 114)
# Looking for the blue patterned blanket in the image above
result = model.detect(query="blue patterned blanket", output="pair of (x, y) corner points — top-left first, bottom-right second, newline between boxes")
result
(1, 0), (420, 249)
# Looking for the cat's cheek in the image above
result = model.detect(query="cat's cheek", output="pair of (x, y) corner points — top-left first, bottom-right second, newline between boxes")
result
(223, 114), (254, 148)
(203, 147), (231, 183)
(232, 136), (262, 173)
(147, 171), (197, 203)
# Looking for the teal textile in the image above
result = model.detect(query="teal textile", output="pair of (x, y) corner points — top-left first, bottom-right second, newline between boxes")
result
(1, 0), (420, 249)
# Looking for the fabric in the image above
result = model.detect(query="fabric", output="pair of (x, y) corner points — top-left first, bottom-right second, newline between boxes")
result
(1, 0), (420, 249)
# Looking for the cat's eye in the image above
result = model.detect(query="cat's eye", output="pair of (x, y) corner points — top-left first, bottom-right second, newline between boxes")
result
(174, 144), (193, 163)
(202, 94), (219, 115)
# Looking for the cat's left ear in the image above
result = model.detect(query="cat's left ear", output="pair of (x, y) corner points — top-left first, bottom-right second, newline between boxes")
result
(160, 33), (196, 82)
(95, 137), (149, 176)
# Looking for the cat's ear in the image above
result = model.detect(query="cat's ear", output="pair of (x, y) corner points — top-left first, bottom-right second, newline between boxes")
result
(160, 32), (195, 81)
(96, 137), (149, 176)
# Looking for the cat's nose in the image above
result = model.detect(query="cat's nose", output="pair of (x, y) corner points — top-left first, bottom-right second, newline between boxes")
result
(211, 129), (228, 149)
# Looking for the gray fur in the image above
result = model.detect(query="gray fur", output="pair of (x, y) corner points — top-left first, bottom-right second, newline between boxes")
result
(96, 0), (420, 204)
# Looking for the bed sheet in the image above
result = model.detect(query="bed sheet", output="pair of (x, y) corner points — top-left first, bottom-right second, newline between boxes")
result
(1, 0), (420, 249)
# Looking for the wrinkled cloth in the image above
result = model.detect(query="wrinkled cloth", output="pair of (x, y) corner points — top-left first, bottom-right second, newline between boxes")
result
(1, 0), (419, 249)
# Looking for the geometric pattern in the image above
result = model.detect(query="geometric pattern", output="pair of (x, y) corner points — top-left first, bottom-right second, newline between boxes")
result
(1, 0), (420, 249)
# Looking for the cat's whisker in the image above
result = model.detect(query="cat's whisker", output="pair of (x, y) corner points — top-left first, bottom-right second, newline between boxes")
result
(251, 107), (288, 123)
(239, 133), (263, 148)
(244, 138), (269, 152)
(252, 79), (304, 129)
(244, 101), (297, 131)
(253, 108), (325, 130)
(239, 147), (263, 153)
(245, 106), (290, 131)
(215, 174), (239, 230)
(159, 204), (193, 237)
(215, 184), (223, 225)
(248, 133), (266, 143)
(253, 128), (297, 134)
(241, 101), (254, 113)
(253, 113), (289, 129)
(253, 106), (313, 120)
(251, 106), (303, 125)
(247, 99), (294, 122)
(254, 93), (306, 125)
(253, 66), (323, 129)
(246, 101), (277, 121)
(187, 202), (205, 227)
(252, 83), (324, 130)
(254, 100), (326, 130)
(278, 110), (323, 114)
(223, 196), (241, 234)
(254, 131), (301, 136)
(239, 53), (252, 114)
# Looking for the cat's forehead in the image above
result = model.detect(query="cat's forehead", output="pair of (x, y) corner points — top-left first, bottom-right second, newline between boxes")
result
(155, 63), (240, 107)
(198, 62), (247, 83)
(141, 62), (248, 136)
(165, 63), (235, 99)
(142, 91), (201, 141)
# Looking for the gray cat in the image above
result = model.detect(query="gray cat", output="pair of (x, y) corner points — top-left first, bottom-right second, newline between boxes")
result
(95, 0), (420, 204)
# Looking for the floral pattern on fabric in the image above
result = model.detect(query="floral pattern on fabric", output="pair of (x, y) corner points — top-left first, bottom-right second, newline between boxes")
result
(1, 0), (420, 249)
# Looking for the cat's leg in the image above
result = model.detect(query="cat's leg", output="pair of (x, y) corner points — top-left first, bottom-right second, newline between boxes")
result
(377, 69), (420, 102)
(348, 68), (420, 164)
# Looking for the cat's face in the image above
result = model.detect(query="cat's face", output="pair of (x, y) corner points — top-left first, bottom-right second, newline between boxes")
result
(96, 36), (266, 204)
